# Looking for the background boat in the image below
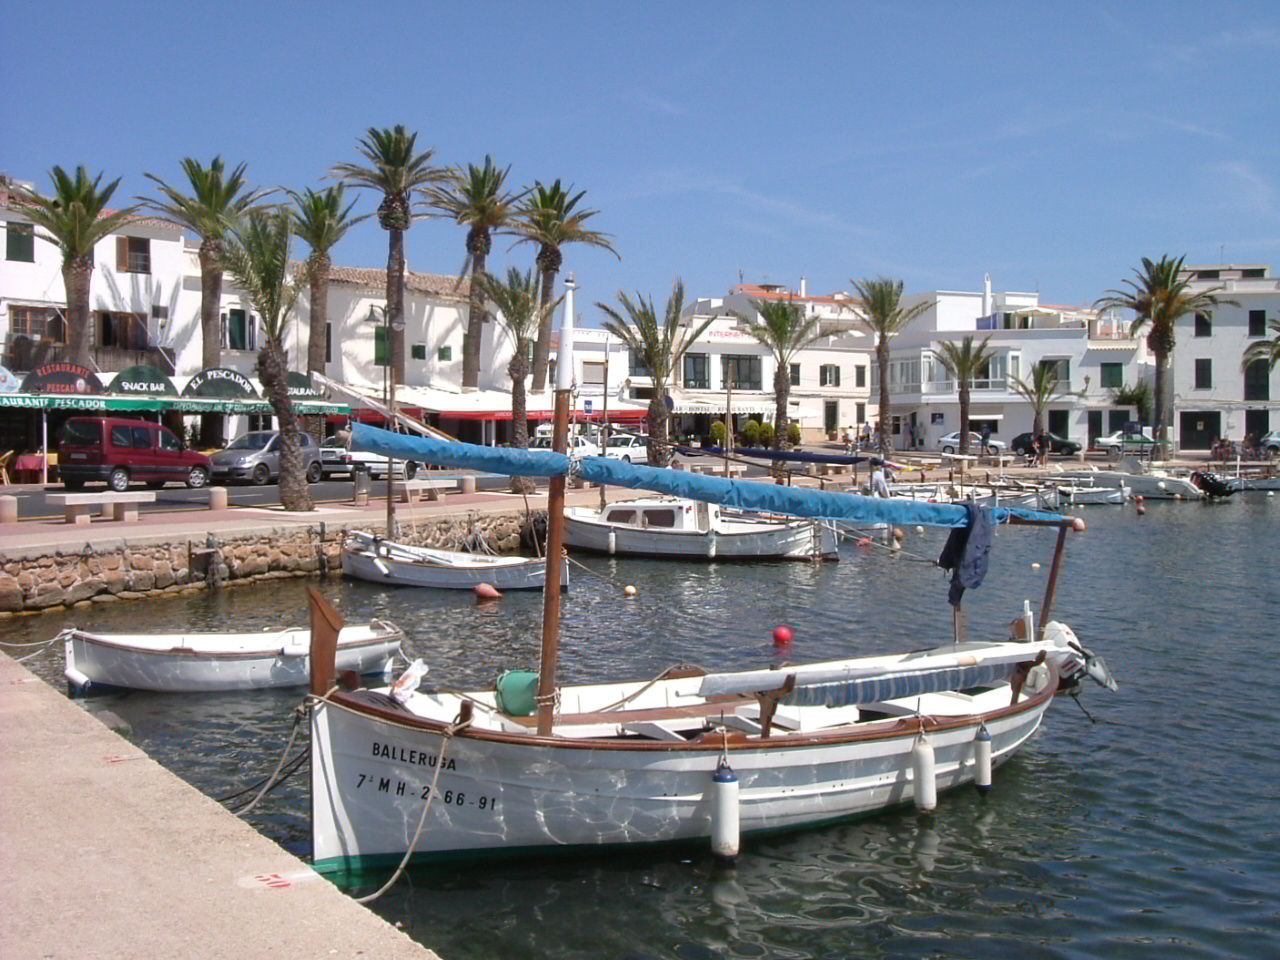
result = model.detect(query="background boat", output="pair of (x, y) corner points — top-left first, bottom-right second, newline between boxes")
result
(341, 531), (566, 591)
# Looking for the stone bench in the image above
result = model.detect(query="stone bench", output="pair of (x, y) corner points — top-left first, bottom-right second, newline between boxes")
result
(391, 478), (461, 503)
(46, 491), (156, 525)
(691, 463), (746, 478)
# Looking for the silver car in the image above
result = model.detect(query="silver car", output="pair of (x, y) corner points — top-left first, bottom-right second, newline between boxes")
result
(209, 431), (323, 485)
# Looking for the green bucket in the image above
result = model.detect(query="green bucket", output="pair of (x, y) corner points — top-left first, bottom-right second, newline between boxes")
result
(495, 670), (540, 717)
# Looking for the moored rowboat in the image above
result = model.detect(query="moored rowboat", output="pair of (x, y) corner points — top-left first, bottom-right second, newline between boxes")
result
(341, 530), (567, 591)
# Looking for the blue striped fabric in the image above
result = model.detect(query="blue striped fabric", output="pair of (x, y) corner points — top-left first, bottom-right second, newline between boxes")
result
(786, 662), (1016, 707)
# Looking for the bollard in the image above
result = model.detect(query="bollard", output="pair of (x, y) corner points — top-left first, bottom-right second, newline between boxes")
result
(352, 468), (370, 506)
(208, 487), (228, 511)
(460, 475), (477, 495)
(0, 495), (16, 524)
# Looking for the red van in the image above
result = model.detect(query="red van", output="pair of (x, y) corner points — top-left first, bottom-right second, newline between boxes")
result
(59, 417), (212, 492)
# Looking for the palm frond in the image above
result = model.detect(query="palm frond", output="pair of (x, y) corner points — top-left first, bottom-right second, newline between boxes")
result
(141, 156), (272, 240)
(850, 276), (929, 341)
(219, 209), (301, 346)
(19, 165), (140, 263)
(288, 184), (368, 259)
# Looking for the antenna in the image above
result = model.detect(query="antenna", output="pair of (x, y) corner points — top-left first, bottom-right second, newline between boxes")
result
(738, 267), (744, 284)
(1219, 243), (1225, 263)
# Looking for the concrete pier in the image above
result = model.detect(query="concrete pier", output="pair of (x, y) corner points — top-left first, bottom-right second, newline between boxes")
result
(0, 652), (437, 959)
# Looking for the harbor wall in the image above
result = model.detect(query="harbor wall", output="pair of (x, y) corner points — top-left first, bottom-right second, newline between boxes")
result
(0, 509), (538, 616)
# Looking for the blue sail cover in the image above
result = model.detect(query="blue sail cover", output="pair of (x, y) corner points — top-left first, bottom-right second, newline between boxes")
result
(785, 662), (1017, 708)
(352, 423), (1064, 529)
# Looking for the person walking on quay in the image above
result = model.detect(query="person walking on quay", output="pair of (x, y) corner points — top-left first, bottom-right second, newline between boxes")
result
(980, 423), (992, 458)
(1037, 430), (1050, 467)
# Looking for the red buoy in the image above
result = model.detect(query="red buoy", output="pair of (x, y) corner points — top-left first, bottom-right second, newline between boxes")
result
(772, 625), (794, 647)
(474, 582), (503, 600)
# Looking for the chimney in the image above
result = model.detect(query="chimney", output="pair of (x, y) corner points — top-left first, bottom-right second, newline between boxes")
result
(982, 273), (992, 318)
(799, 276), (807, 298)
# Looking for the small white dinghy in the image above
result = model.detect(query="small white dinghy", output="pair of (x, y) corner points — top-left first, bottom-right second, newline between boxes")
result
(62, 619), (403, 695)
(341, 530), (568, 591)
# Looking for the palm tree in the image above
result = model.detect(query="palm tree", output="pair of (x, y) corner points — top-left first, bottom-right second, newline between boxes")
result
(333, 126), (445, 387)
(597, 281), (713, 466)
(143, 156), (271, 446)
(423, 156), (523, 391)
(19, 166), (139, 368)
(1242, 316), (1280, 373)
(935, 335), (996, 455)
(851, 277), (930, 457)
(475, 268), (562, 493)
(513, 181), (618, 392)
(289, 185), (367, 438)
(1111, 381), (1153, 426)
(1009, 362), (1074, 438)
(736, 299), (825, 451)
(219, 209), (311, 512)
(1094, 255), (1235, 451)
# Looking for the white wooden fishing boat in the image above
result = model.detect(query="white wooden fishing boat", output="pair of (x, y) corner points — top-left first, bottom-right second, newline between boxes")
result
(61, 620), (403, 694)
(564, 497), (838, 560)
(1055, 482), (1129, 505)
(1056, 462), (1202, 500)
(342, 531), (567, 591)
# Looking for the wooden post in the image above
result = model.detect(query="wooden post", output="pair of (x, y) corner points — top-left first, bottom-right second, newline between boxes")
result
(536, 388), (571, 736)
(1037, 523), (1070, 640)
(308, 587), (344, 697)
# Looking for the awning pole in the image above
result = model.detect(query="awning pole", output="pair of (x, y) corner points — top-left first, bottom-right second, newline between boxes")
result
(41, 409), (48, 485)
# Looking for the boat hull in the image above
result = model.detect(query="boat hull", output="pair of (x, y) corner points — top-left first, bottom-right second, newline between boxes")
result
(64, 623), (403, 694)
(342, 546), (567, 591)
(563, 514), (837, 560)
(310, 688), (1050, 872)
(1057, 470), (1201, 500)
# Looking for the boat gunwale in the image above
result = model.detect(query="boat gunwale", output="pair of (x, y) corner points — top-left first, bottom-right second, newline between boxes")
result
(317, 660), (1058, 753)
(67, 624), (405, 660)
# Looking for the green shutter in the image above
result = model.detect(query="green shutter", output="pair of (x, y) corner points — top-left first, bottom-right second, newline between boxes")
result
(411, 343), (426, 360)
(374, 326), (389, 366)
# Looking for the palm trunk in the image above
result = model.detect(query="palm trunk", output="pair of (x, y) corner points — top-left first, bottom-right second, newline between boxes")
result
(772, 365), (789, 482)
(508, 351), (534, 494)
(61, 257), (93, 369)
(387, 227), (406, 388)
(198, 242), (225, 447)
(306, 256), (330, 444)
(877, 339), (891, 458)
(958, 385), (971, 455)
(647, 395), (669, 467)
(462, 246), (487, 391)
(1153, 350), (1170, 450)
(529, 261), (558, 393)
(259, 340), (312, 512)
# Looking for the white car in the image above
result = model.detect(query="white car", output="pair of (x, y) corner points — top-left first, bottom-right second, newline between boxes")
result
(1093, 430), (1157, 455)
(529, 435), (601, 457)
(936, 431), (1007, 455)
(603, 435), (649, 462)
(319, 445), (420, 479)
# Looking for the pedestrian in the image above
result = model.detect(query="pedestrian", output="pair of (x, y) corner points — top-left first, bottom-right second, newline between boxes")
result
(334, 419), (353, 449)
(980, 423), (992, 457)
(1037, 430), (1050, 466)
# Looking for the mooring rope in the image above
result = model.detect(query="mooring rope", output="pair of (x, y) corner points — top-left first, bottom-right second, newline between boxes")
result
(234, 705), (306, 817)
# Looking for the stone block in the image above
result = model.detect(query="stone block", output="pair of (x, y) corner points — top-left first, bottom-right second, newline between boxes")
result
(66, 579), (105, 604)
(130, 571), (156, 592)
(154, 563), (175, 589)
(0, 575), (23, 612)
(129, 552), (154, 572)
(28, 583), (67, 609)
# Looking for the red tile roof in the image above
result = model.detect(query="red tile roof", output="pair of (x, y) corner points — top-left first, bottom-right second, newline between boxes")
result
(328, 265), (471, 300)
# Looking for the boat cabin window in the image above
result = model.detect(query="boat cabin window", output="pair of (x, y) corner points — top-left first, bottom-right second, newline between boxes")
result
(642, 509), (677, 528)
(606, 509), (636, 524)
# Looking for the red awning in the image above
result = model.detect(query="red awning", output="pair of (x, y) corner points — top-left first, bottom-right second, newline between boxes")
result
(445, 408), (648, 422)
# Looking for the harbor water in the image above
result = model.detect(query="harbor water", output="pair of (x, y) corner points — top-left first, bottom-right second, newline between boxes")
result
(10, 495), (1279, 959)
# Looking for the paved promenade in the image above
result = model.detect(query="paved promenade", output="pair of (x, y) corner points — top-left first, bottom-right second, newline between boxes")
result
(0, 651), (438, 960)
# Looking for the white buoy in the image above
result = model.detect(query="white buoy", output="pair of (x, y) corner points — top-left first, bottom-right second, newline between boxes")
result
(912, 734), (937, 812)
(607, 528), (617, 556)
(710, 759), (740, 859)
(707, 531), (717, 559)
(974, 724), (993, 795)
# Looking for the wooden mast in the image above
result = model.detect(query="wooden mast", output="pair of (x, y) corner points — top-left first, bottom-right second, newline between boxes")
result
(536, 275), (576, 736)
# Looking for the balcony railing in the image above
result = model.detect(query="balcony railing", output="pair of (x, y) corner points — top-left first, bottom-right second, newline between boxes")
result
(3, 335), (176, 376)
(886, 377), (1010, 395)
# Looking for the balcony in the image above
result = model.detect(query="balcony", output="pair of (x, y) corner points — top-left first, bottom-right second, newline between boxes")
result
(4, 335), (176, 377)
(886, 377), (1010, 396)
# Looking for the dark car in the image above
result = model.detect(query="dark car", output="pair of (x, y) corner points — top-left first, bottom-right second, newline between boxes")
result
(59, 417), (211, 492)
(1011, 432), (1081, 456)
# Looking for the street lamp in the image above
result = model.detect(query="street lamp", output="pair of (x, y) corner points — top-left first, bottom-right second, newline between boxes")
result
(368, 304), (404, 537)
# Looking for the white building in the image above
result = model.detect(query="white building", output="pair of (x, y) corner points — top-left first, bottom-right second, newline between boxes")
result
(1171, 263), (1278, 448)
(878, 276), (1151, 450)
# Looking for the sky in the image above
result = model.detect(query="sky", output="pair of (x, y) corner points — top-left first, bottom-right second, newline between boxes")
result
(4, 0), (1278, 321)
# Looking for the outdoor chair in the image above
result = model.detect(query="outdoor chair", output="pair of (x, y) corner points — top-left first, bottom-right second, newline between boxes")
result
(0, 450), (13, 485)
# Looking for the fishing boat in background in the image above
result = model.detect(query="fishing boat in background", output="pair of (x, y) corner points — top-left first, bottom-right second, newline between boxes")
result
(342, 531), (567, 591)
(62, 620), (403, 695)
(303, 291), (1116, 877)
(564, 497), (838, 560)
(1056, 460), (1202, 500)
(1054, 481), (1129, 506)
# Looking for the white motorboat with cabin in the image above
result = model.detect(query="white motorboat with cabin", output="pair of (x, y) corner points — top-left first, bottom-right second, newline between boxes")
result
(1055, 459), (1202, 500)
(563, 497), (838, 560)
(62, 620), (403, 694)
(342, 531), (567, 591)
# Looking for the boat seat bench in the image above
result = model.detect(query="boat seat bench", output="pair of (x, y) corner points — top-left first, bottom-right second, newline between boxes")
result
(45, 491), (156, 525)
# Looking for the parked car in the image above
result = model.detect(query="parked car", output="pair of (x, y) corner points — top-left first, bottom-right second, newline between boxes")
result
(1261, 431), (1280, 458)
(603, 434), (648, 462)
(319, 445), (420, 480)
(58, 417), (212, 492)
(1093, 430), (1157, 455)
(529, 435), (601, 457)
(935, 431), (1007, 455)
(209, 431), (323, 485)
(1011, 432), (1081, 456)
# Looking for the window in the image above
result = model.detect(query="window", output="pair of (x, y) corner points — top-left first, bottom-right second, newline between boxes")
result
(115, 236), (150, 274)
(1244, 359), (1270, 401)
(5, 222), (35, 262)
(856, 402), (866, 424)
(1100, 362), (1123, 389)
(110, 425), (131, 447)
(247, 414), (274, 432)
(683, 353), (709, 389)
(583, 361), (606, 387)
(9, 305), (64, 342)
(97, 312), (149, 350)
(437, 345), (452, 362)
(158, 428), (181, 452)
(374, 325), (389, 366)
(629, 353), (651, 377)
(1194, 359), (1212, 389)
(855, 365), (866, 388)
(1194, 313), (1211, 337)
(606, 509), (636, 525)
(1196, 270), (1220, 280)
(1038, 358), (1070, 386)
(820, 364), (841, 387)
(325, 323), (332, 364)
(790, 363), (800, 387)
(130, 426), (153, 449)
(642, 509), (676, 528)
(1242, 268), (1265, 278)
(721, 355), (761, 390)
(1249, 310), (1266, 337)
(411, 343), (426, 361)
(223, 308), (255, 351)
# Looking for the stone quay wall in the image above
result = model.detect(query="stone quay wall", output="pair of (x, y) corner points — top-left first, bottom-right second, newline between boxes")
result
(0, 510), (538, 617)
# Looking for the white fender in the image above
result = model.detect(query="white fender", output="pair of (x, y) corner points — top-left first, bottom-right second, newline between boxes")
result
(607, 528), (617, 556)
(710, 760), (740, 859)
(974, 724), (992, 794)
(707, 531), (717, 559)
(912, 735), (937, 812)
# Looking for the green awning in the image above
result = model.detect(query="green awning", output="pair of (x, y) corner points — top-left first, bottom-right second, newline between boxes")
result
(0, 393), (349, 415)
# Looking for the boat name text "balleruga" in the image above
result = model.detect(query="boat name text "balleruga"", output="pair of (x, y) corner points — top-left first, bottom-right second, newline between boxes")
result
(372, 741), (457, 770)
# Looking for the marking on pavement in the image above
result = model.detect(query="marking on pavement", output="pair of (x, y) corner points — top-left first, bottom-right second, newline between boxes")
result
(104, 754), (146, 764)
(237, 869), (322, 891)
